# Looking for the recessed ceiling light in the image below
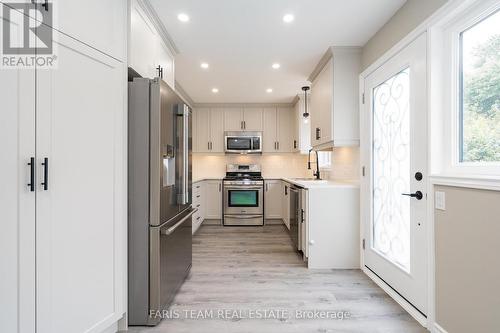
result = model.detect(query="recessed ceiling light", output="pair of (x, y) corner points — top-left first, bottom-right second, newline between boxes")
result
(266, 88), (273, 93)
(201, 62), (209, 69)
(177, 13), (190, 22)
(272, 63), (281, 69)
(283, 14), (294, 23)
(212, 88), (219, 93)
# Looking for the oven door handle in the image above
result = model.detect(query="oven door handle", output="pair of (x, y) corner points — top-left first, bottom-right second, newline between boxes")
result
(224, 214), (263, 219)
(224, 186), (263, 190)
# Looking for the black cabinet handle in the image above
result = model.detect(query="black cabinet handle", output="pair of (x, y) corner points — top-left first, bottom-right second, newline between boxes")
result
(294, 140), (297, 149)
(156, 65), (163, 78)
(402, 191), (423, 200)
(41, 157), (48, 190)
(316, 127), (321, 140)
(27, 157), (35, 192)
(301, 209), (304, 223)
(42, 0), (49, 11)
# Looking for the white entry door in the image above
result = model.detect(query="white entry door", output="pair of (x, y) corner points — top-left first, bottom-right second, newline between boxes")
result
(362, 33), (428, 315)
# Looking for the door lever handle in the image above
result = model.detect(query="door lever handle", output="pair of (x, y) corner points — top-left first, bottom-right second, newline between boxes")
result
(401, 191), (423, 200)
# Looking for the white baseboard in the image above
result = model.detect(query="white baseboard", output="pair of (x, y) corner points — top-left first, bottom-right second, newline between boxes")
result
(363, 267), (429, 329)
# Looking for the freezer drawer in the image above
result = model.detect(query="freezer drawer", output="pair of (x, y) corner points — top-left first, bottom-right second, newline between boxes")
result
(148, 209), (194, 325)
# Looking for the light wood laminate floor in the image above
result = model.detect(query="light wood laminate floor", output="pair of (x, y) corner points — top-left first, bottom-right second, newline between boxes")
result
(128, 224), (426, 333)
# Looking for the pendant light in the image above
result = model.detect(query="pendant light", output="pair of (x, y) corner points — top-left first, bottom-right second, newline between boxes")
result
(302, 86), (310, 119)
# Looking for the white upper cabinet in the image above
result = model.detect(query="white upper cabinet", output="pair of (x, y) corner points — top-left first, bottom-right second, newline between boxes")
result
(210, 109), (225, 152)
(193, 108), (211, 153)
(6, 0), (126, 61)
(193, 108), (224, 153)
(309, 47), (361, 150)
(243, 108), (263, 131)
(129, 1), (157, 78)
(263, 107), (278, 152)
(262, 107), (294, 153)
(223, 108), (244, 131)
(224, 107), (262, 131)
(129, 0), (175, 87)
(277, 107), (294, 152)
(156, 36), (175, 89)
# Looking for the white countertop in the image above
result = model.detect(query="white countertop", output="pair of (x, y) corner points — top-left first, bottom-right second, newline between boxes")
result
(192, 177), (359, 189)
(281, 178), (360, 189)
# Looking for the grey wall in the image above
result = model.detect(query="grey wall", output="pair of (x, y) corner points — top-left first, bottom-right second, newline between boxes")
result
(434, 185), (500, 333)
(361, 0), (448, 70)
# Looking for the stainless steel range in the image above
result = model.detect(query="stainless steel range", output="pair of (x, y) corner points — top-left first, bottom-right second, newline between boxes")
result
(223, 164), (264, 226)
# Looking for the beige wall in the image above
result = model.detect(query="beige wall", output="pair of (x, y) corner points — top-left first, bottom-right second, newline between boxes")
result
(193, 147), (360, 182)
(434, 185), (500, 332)
(361, 0), (447, 70)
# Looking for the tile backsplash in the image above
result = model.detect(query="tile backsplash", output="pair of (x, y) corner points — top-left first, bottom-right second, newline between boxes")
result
(327, 147), (360, 180)
(193, 153), (311, 181)
(193, 147), (359, 181)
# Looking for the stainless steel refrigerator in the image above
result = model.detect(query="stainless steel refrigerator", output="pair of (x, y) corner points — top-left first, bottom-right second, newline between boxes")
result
(128, 78), (193, 326)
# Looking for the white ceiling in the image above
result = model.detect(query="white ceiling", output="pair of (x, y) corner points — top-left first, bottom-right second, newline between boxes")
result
(149, 0), (406, 104)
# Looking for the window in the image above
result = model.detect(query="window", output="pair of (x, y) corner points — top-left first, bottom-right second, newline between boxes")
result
(459, 10), (500, 163)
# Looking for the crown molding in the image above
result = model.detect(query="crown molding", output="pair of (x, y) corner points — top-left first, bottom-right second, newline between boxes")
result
(140, 0), (180, 55)
(308, 46), (362, 82)
(193, 102), (295, 109)
(291, 94), (300, 106)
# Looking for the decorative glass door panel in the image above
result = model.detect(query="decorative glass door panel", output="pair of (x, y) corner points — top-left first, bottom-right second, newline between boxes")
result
(362, 33), (428, 314)
(372, 68), (411, 272)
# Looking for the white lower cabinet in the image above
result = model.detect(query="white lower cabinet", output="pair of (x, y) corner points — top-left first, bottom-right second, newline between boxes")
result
(192, 182), (205, 233)
(264, 180), (282, 219)
(282, 182), (290, 229)
(305, 186), (359, 269)
(204, 180), (222, 219)
(192, 180), (222, 233)
(0, 19), (126, 333)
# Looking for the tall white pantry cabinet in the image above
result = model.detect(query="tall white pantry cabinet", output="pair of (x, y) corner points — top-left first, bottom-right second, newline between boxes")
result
(0, 2), (127, 333)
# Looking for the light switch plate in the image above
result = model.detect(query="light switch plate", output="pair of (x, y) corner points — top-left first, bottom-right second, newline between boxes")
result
(435, 191), (446, 210)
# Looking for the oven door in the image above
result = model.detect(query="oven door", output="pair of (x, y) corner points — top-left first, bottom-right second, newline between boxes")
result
(224, 185), (263, 215)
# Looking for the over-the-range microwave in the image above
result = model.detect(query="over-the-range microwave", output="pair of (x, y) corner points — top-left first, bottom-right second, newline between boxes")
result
(224, 131), (262, 154)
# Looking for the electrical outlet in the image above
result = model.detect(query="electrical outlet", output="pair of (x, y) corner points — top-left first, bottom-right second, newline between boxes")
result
(435, 191), (446, 211)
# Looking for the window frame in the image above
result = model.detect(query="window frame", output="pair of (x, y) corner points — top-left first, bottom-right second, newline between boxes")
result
(441, 1), (500, 176)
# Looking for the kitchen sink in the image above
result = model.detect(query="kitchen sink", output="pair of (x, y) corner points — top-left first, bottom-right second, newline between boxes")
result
(292, 178), (328, 183)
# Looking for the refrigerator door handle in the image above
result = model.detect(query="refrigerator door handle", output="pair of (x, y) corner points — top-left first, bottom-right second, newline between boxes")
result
(181, 105), (190, 204)
(161, 209), (197, 235)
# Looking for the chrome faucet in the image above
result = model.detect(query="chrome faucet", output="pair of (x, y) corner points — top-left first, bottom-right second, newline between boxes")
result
(307, 148), (321, 180)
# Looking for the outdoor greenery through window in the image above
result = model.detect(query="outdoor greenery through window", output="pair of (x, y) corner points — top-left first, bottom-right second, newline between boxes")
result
(459, 10), (500, 163)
